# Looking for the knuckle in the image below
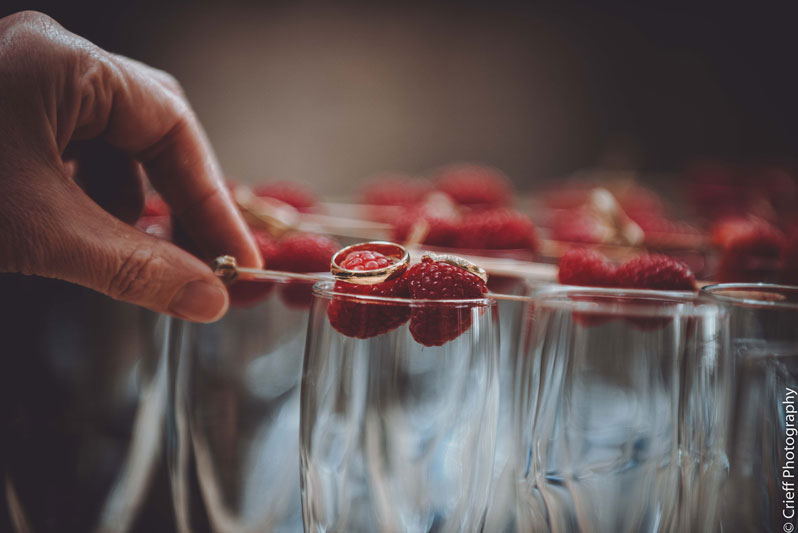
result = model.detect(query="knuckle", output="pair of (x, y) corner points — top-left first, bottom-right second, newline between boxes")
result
(2, 11), (62, 51)
(156, 70), (184, 96)
(5, 10), (56, 31)
(107, 247), (166, 302)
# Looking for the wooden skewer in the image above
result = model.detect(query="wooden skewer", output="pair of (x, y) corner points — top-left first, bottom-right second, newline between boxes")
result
(405, 245), (557, 282)
(234, 187), (392, 240)
(211, 255), (551, 302)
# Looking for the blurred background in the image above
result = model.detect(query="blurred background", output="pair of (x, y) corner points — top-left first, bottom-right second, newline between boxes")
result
(4, 1), (797, 191)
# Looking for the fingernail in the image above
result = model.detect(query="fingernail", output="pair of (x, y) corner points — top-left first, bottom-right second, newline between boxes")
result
(169, 280), (228, 322)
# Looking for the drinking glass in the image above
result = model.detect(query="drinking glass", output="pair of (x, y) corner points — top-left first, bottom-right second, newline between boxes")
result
(301, 281), (499, 532)
(516, 286), (729, 533)
(0, 276), (169, 532)
(701, 283), (798, 533)
(167, 273), (316, 533)
(485, 277), (545, 533)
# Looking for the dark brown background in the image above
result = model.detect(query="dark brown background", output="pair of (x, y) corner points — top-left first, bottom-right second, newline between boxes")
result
(3, 2), (798, 190)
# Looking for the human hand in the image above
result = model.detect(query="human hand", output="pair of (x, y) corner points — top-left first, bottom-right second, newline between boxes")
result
(0, 11), (262, 322)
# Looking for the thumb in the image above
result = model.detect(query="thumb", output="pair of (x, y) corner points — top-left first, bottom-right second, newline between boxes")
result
(29, 183), (230, 322)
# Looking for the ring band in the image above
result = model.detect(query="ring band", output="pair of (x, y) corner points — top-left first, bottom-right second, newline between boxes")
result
(421, 251), (488, 284)
(331, 241), (410, 285)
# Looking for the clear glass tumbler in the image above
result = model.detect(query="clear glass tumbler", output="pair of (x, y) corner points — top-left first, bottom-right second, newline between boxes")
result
(485, 277), (541, 533)
(300, 281), (499, 532)
(167, 274), (316, 533)
(701, 283), (798, 533)
(0, 276), (169, 532)
(517, 286), (730, 533)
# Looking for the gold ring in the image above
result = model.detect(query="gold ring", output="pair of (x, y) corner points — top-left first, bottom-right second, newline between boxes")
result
(331, 241), (410, 285)
(421, 251), (488, 284)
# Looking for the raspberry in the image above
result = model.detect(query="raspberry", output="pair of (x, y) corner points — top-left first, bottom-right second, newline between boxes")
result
(558, 248), (616, 287)
(405, 257), (488, 346)
(254, 181), (317, 212)
(391, 209), (458, 247)
(615, 254), (696, 291)
(781, 227), (798, 285)
(269, 233), (338, 273)
(341, 250), (394, 271)
(327, 251), (410, 338)
(268, 233), (339, 308)
(454, 209), (538, 252)
(685, 161), (748, 220)
(433, 163), (512, 208)
(615, 186), (664, 218)
(143, 193), (169, 216)
(549, 210), (606, 244)
(361, 174), (433, 206)
(228, 231), (280, 308)
(714, 218), (785, 283)
(628, 212), (703, 248)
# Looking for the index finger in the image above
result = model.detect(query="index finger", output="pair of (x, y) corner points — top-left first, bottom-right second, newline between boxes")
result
(74, 50), (262, 268)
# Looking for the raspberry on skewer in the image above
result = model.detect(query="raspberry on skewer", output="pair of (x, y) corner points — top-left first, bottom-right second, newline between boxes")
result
(557, 248), (616, 287)
(454, 209), (539, 252)
(271, 233), (339, 308)
(227, 231), (280, 308)
(254, 181), (317, 213)
(227, 232), (338, 309)
(405, 256), (488, 346)
(433, 163), (512, 208)
(615, 255), (697, 291)
(328, 250), (410, 339)
(712, 218), (785, 283)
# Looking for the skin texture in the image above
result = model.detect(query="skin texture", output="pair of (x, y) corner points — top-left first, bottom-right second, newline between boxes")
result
(0, 11), (262, 322)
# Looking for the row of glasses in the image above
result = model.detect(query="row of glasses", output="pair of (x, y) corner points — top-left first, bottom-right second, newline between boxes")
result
(166, 272), (797, 532)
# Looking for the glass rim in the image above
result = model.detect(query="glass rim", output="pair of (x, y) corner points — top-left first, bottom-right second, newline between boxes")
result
(311, 280), (496, 306)
(700, 282), (798, 310)
(528, 284), (720, 317)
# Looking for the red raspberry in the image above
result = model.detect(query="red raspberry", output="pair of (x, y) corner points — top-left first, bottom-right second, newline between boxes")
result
(361, 174), (433, 206)
(628, 212), (703, 248)
(558, 248), (616, 287)
(549, 209), (606, 244)
(143, 193), (169, 217)
(685, 161), (748, 220)
(269, 233), (338, 273)
(254, 181), (317, 212)
(434, 163), (512, 208)
(615, 254), (696, 291)
(615, 185), (665, 218)
(327, 251), (410, 338)
(268, 233), (339, 308)
(454, 209), (538, 252)
(405, 257), (488, 346)
(391, 209), (458, 247)
(714, 218), (785, 283)
(228, 231), (280, 308)
(340, 250), (394, 271)
(781, 227), (798, 285)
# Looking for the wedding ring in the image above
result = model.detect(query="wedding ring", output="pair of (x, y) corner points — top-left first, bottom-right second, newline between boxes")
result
(331, 241), (410, 285)
(421, 251), (488, 284)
